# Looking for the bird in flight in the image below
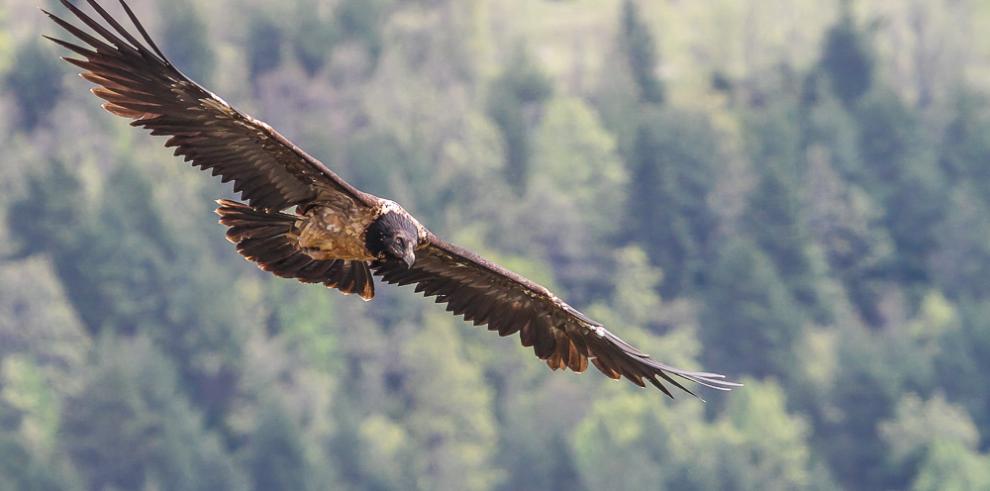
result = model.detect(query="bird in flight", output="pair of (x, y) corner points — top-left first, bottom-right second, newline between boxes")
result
(45, 0), (739, 398)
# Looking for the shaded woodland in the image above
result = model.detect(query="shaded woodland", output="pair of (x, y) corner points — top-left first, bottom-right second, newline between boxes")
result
(2, 0), (990, 489)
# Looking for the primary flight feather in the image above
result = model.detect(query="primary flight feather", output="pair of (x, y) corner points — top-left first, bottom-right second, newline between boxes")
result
(45, 0), (740, 398)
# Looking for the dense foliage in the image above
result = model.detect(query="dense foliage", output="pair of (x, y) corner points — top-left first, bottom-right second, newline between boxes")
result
(2, 0), (989, 489)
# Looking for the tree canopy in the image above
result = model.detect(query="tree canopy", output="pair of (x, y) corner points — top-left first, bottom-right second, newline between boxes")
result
(2, 0), (989, 489)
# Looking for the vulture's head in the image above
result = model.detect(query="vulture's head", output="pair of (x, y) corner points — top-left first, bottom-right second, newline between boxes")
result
(366, 211), (419, 268)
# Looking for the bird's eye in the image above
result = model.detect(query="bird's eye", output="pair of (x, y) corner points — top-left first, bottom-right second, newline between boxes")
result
(396, 237), (406, 248)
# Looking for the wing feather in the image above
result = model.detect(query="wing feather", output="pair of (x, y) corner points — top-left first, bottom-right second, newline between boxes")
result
(45, 0), (373, 211)
(373, 235), (741, 398)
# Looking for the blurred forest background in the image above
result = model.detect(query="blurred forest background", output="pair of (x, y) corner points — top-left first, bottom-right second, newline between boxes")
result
(1, 0), (990, 489)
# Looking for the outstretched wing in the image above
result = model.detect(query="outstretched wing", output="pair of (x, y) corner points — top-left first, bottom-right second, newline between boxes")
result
(44, 0), (373, 211)
(373, 235), (740, 398)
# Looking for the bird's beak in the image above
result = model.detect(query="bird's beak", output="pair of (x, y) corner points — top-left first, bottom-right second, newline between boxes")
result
(402, 251), (416, 269)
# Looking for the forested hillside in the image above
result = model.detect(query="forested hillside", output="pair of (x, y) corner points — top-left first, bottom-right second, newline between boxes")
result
(2, 0), (990, 489)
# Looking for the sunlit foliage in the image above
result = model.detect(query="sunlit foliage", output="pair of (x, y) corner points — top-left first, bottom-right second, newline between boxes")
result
(3, 1), (989, 490)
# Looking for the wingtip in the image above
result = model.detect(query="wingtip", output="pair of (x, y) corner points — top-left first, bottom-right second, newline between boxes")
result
(690, 376), (743, 392)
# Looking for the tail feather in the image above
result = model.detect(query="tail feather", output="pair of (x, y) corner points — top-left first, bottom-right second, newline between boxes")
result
(216, 199), (375, 300)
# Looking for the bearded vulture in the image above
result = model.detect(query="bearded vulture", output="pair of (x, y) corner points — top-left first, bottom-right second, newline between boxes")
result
(45, 0), (739, 398)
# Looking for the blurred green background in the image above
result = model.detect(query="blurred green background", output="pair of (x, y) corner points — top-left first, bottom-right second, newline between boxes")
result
(2, 0), (989, 489)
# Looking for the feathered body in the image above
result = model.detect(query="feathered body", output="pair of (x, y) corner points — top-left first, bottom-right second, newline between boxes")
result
(217, 199), (424, 300)
(297, 205), (377, 262)
(296, 200), (424, 263)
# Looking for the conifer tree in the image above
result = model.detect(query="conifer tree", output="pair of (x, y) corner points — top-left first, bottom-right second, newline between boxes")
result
(700, 238), (804, 379)
(487, 48), (553, 193)
(292, 0), (337, 76)
(819, 3), (874, 107)
(61, 338), (243, 491)
(620, 0), (664, 104)
(627, 108), (719, 296)
(247, 402), (312, 491)
(744, 106), (829, 320)
(159, 0), (216, 83)
(4, 40), (63, 131)
(246, 12), (283, 80)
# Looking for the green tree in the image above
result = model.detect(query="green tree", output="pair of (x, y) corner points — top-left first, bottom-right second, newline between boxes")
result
(246, 401), (314, 491)
(619, 0), (664, 104)
(570, 389), (682, 490)
(855, 88), (919, 187)
(936, 301), (990, 447)
(496, 389), (584, 491)
(940, 91), (990, 202)
(802, 83), (864, 181)
(0, 433), (77, 491)
(496, 247), (661, 491)
(487, 48), (553, 193)
(526, 96), (628, 297)
(291, 0), (338, 76)
(879, 393), (981, 487)
(156, 258), (251, 429)
(744, 107), (829, 321)
(820, 327), (933, 491)
(0, 356), (60, 456)
(335, 0), (388, 65)
(351, 413), (411, 491)
(700, 238), (805, 379)
(4, 39), (63, 131)
(9, 159), (250, 428)
(714, 379), (831, 491)
(910, 441), (990, 491)
(6, 159), (84, 260)
(531, 96), (627, 232)
(345, 128), (409, 199)
(819, 5), (874, 106)
(803, 147), (894, 325)
(397, 315), (501, 491)
(61, 337), (244, 491)
(69, 164), (179, 335)
(0, 357), (78, 491)
(931, 186), (990, 300)
(570, 380), (829, 491)
(159, 0), (216, 83)
(246, 12), (283, 80)
(880, 156), (947, 287)
(627, 108), (720, 296)
(746, 163), (828, 320)
(856, 89), (946, 286)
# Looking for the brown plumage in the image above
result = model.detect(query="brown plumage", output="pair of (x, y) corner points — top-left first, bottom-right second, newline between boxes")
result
(216, 200), (376, 300)
(46, 0), (740, 398)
